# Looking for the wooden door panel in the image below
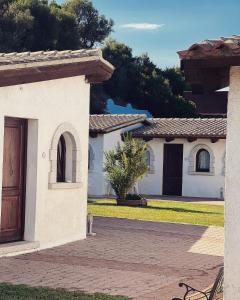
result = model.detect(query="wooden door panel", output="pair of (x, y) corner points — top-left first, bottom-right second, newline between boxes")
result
(0, 117), (27, 243)
(2, 126), (21, 188)
(1, 196), (19, 230)
(163, 144), (183, 196)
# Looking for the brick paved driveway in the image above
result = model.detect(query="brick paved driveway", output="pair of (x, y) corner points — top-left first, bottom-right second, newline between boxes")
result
(0, 217), (224, 300)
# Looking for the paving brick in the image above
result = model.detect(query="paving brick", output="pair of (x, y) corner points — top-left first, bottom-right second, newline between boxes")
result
(0, 217), (223, 299)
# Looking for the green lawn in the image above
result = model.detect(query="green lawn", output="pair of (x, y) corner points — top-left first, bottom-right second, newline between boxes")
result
(88, 199), (224, 227)
(0, 283), (129, 300)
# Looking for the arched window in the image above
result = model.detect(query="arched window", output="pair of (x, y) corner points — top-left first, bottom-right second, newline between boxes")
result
(188, 144), (215, 175)
(57, 135), (66, 182)
(196, 149), (210, 172)
(49, 123), (82, 189)
(145, 146), (155, 174)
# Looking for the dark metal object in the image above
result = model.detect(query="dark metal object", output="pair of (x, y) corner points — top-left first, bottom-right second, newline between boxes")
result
(172, 267), (223, 300)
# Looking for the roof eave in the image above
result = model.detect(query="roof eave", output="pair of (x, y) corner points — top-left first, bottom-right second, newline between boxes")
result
(0, 55), (115, 87)
(90, 117), (147, 134)
(132, 134), (226, 139)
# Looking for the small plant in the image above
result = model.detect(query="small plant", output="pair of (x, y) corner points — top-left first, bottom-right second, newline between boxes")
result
(104, 134), (148, 201)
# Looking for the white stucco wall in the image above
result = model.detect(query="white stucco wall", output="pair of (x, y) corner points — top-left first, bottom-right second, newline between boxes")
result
(225, 66), (240, 300)
(139, 138), (225, 199)
(0, 75), (90, 249)
(89, 129), (226, 199)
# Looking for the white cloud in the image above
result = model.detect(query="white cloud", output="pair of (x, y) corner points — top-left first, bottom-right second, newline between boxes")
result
(120, 23), (164, 30)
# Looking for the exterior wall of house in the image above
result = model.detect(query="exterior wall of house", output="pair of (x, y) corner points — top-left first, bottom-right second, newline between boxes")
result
(138, 138), (225, 198)
(0, 75), (89, 249)
(182, 139), (225, 198)
(88, 123), (143, 197)
(225, 66), (240, 300)
(89, 129), (225, 199)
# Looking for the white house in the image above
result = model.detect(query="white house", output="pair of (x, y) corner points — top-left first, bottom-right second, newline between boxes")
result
(88, 115), (226, 199)
(0, 49), (114, 253)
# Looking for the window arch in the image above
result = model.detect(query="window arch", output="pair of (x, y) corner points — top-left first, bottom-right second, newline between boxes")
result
(188, 144), (215, 175)
(196, 149), (210, 172)
(145, 146), (155, 174)
(49, 123), (81, 188)
(88, 144), (95, 171)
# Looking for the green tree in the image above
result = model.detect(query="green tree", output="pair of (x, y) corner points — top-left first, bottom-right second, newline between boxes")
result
(0, 0), (113, 52)
(50, 2), (79, 50)
(102, 39), (196, 117)
(104, 135), (148, 201)
(102, 39), (134, 102)
(63, 0), (114, 48)
(162, 67), (190, 96)
(0, 0), (59, 52)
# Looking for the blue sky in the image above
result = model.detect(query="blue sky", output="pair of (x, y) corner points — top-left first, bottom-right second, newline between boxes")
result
(58, 0), (240, 68)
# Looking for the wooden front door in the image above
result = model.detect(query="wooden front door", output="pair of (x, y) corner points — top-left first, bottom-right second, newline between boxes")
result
(0, 117), (27, 243)
(162, 144), (183, 196)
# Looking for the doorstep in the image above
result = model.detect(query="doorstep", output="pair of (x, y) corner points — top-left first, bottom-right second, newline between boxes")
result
(0, 241), (40, 257)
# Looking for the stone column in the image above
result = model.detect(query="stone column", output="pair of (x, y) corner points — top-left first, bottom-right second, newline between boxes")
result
(225, 66), (240, 299)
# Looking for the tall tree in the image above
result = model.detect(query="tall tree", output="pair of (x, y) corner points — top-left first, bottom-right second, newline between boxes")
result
(50, 2), (79, 50)
(63, 0), (114, 48)
(0, 0), (60, 52)
(162, 67), (190, 96)
(102, 39), (196, 117)
(0, 0), (114, 52)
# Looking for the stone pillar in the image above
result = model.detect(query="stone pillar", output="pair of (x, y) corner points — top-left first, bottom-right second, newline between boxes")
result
(225, 66), (240, 299)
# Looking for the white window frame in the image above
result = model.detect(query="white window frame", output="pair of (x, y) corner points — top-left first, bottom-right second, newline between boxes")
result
(146, 145), (155, 174)
(188, 144), (215, 176)
(49, 123), (82, 189)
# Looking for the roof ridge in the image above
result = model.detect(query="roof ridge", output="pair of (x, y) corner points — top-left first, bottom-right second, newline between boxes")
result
(148, 117), (227, 121)
(0, 48), (101, 58)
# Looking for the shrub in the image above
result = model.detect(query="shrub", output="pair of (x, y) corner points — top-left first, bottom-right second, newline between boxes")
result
(104, 134), (148, 201)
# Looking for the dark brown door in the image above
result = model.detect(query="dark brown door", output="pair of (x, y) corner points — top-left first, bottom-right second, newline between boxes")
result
(162, 144), (183, 196)
(0, 117), (27, 243)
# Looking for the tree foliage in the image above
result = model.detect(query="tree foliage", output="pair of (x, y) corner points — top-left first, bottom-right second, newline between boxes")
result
(63, 0), (114, 48)
(104, 135), (148, 201)
(0, 0), (113, 52)
(102, 39), (196, 117)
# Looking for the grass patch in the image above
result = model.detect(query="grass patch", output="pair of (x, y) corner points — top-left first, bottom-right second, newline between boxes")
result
(88, 199), (224, 227)
(0, 283), (129, 300)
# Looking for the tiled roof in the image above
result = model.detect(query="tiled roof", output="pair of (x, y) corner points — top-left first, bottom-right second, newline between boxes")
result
(89, 114), (148, 134)
(0, 49), (107, 67)
(130, 118), (227, 139)
(0, 49), (114, 86)
(178, 35), (240, 60)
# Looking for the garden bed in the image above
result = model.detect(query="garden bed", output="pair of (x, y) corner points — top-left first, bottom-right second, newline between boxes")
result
(117, 198), (147, 207)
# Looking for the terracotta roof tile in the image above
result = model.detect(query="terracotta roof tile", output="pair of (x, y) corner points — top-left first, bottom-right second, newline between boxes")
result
(0, 49), (103, 66)
(178, 35), (240, 60)
(130, 118), (227, 139)
(89, 114), (147, 133)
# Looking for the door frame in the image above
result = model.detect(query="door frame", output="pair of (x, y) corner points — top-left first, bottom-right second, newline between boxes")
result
(0, 117), (28, 243)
